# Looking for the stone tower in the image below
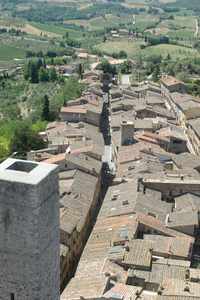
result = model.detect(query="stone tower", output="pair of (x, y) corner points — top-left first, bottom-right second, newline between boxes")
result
(0, 158), (60, 300)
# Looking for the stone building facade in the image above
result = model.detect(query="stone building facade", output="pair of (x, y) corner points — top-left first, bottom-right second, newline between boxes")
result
(0, 158), (60, 300)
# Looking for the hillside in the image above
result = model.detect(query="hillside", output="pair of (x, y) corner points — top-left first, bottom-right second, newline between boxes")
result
(1, 0), (200, 160)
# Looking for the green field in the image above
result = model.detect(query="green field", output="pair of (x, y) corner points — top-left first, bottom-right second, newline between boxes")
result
(168, 29), (195, 40)
(141, 44), (200, 59)
(31, 22), (66, 35)
(96, 39), (200, 60)
(0, 17), (25, 28)
(0, 32), (69, 62)
(0, 44), (26, 61)
(65, 14), (133, 31)
(96, 39), (143, 57)
(164, 16), (195, 30)
(136, 15), (160, 32)
(31, 22), (83, 39)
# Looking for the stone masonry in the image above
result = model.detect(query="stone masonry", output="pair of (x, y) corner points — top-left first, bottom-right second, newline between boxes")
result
(0, 158), (60, 300)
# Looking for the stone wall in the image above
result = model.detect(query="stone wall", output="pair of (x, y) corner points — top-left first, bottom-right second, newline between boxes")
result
(0, 159), (60, 300)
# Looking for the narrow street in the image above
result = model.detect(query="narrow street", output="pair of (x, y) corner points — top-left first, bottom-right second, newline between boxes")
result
(101, 82), (116, 176)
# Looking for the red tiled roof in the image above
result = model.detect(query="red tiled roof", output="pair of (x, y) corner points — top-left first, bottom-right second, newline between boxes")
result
(60, 105), (87, 114)
(44, 145), (94, 164)
(44, 153), (65, 164)
(161, 75), (184, 87)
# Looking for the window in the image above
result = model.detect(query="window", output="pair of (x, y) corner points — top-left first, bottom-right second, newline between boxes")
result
(111, 190), (120, 201)
(148, 212), (156, 218)
(10, 293), (15, 300)
(122, 200), (129, 206)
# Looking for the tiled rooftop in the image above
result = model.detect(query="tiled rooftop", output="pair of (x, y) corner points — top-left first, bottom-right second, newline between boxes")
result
(58, 75), (200, 299)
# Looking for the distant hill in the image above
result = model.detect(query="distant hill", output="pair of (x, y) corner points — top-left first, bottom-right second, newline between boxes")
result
(163, 0), (200, 11)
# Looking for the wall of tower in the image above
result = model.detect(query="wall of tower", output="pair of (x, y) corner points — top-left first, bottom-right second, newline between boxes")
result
(0, 159), (60, 300)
